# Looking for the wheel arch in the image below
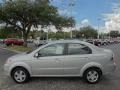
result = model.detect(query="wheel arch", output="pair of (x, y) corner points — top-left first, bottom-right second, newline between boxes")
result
(80, 62), (103, 77)
(9, 62), (32, 77)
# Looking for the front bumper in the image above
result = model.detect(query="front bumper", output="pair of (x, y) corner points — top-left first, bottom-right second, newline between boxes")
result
(4, 64), (11, 76)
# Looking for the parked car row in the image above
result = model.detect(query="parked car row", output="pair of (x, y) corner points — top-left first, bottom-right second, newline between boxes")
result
(86, 39), (120, 46)
(3, 38), (24, 46)
(32, 38), (120, 47)
(0, 39), (4, 44)
(33, 39), (47, 47)
(1, 38), (120, 47)
(27, 39), (34, 43)
(1, 38), (41, 46)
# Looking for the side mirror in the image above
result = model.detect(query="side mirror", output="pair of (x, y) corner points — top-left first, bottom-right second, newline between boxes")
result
(34, 52), (42, 58)
(34, 53), (39, 58)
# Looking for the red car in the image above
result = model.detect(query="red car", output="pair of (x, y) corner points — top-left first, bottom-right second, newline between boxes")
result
(4, 38), (24, 46)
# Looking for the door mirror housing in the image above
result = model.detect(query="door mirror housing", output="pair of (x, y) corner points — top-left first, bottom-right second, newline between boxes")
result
(34, 52), (42, 58)
(34, 53), (40, 58)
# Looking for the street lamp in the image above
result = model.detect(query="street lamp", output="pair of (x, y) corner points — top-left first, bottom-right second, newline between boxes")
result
(70, 27), (73, 39)
(46, 22), (52, 40)
(97, 18), (105, 39)
(97, 18), (101, 39)
(69, 0), (75, 39)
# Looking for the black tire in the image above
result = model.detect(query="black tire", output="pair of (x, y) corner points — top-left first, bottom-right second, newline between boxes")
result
(6, 44), (10, 46)
(83, 68), (102, 84)
(11, 67), (30, 83)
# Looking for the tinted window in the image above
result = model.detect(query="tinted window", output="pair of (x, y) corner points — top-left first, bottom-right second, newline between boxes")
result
(68, 44), (92, 55)
(38, 44), (64, 56)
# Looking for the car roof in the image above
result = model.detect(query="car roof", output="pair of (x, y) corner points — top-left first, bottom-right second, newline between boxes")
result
(31, 40), (101, 55)
(47, 40), (90, 45)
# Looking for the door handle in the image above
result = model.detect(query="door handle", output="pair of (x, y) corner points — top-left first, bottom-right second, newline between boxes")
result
(82, 57), (88, 59)
(55, 58), (63, 61)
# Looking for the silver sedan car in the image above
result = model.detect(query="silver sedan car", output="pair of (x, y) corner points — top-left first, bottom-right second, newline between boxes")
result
(4, 40), (116, 84)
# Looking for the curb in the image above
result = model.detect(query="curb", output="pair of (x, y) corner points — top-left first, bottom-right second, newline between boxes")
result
(0, 47), (22, 53)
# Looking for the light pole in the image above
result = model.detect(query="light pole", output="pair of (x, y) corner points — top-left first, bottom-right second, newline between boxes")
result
(109, 27), (111, 40)
(46, 26), (48, 40)
(47, 22), (52, 40)
(97, 18), (101, 39)
(97, 18), (105, 39)
(69, 0), (75, 39)
(70, 27), (73, 39)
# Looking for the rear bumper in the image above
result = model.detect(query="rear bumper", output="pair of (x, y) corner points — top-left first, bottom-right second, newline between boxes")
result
(103, 63), (116, 75)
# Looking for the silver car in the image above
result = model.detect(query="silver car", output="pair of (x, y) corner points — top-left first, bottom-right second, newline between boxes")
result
(4, 40), (116, 84)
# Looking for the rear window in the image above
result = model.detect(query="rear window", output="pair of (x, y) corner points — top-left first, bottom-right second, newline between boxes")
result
(68, 43), (92, 55)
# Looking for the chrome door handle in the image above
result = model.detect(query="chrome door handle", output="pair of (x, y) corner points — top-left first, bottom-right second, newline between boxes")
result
(56, 58), (63, 61)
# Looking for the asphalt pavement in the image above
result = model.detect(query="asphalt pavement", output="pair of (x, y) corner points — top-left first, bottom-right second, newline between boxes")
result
(0, 44), (120, 90)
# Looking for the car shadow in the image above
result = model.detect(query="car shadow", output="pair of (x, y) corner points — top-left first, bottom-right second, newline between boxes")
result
(28, 75), (120, 85)
(1, 76), (120, 90)
(30, 77), (83, 82)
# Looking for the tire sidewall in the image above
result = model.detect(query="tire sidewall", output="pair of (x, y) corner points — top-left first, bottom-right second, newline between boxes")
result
(11, 67), (30, 83)
(83, 68), (101, 84)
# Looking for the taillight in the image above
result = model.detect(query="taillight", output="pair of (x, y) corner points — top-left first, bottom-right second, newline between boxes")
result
(111, 53), (115, 63)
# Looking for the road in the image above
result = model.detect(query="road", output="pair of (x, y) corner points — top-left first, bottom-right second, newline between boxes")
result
(0, 44), (120, 90)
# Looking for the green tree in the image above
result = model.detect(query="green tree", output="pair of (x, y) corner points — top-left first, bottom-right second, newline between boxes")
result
(79, 26), (98, 39)
(0, 0), (75, 46)
(110, 31), (119, 38)
(0, 27), (21, 38)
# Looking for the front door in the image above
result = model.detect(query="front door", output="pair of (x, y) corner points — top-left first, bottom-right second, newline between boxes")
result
(31, 43), (65, 76)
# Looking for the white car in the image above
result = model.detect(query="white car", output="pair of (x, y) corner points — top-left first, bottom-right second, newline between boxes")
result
(4, 40), (116, 84)
(33, 39), (46, 47)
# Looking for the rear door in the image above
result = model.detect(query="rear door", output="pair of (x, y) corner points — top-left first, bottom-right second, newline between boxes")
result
(63, 43), (92, 76)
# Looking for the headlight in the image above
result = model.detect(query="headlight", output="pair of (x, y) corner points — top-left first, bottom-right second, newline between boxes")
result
(5, 59), (13, 64)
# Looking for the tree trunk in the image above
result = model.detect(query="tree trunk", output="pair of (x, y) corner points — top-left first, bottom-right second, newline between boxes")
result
(23, 32), (28, 47)
(23, 37), (27, 47)
(22, 26), (31, 47)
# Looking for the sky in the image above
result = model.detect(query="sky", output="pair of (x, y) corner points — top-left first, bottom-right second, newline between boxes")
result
(0, 0), (120, 33)
(51, 0), (120, 28)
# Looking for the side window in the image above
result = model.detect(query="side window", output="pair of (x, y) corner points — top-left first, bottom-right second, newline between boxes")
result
(68, 43), (92, 55)
(38, 44), (65, 57)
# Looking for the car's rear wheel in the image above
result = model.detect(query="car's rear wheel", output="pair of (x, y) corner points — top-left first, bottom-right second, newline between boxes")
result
(83, 68), (102, 84)
(11, 67), (30, 83)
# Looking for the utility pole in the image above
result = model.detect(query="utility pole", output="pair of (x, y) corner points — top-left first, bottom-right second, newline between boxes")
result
(61, 0), (66, 39)
(97, 18), (103, 39)
(68, 0), (75, 39)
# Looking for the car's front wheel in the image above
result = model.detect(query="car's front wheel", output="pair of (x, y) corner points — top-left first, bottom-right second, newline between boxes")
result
(83, 68), (102, 84)
(11, 67), (30, 83)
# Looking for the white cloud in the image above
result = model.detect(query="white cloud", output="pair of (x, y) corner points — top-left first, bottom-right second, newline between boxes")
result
(58, 9), (77, 16)
(31, 25), (74, 33)
(75, 19), (90, 29)
(94, 26), (109, 34)
(104, 3), (120, 32)
(58, 9), (70, 16)
(81, 19), (90, 27)
(104, 13), (120, 32)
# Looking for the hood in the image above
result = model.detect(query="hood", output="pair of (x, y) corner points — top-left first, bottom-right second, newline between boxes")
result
(10, 52), (26, 58)
(9, 52), (32, 61)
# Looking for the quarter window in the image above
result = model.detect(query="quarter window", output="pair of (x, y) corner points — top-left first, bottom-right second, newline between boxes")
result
(68, 44), (92, 55)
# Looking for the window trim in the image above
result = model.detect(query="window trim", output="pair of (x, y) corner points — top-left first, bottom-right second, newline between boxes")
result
(66, 43), (92, 55)
(37, 43), (66, 57)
